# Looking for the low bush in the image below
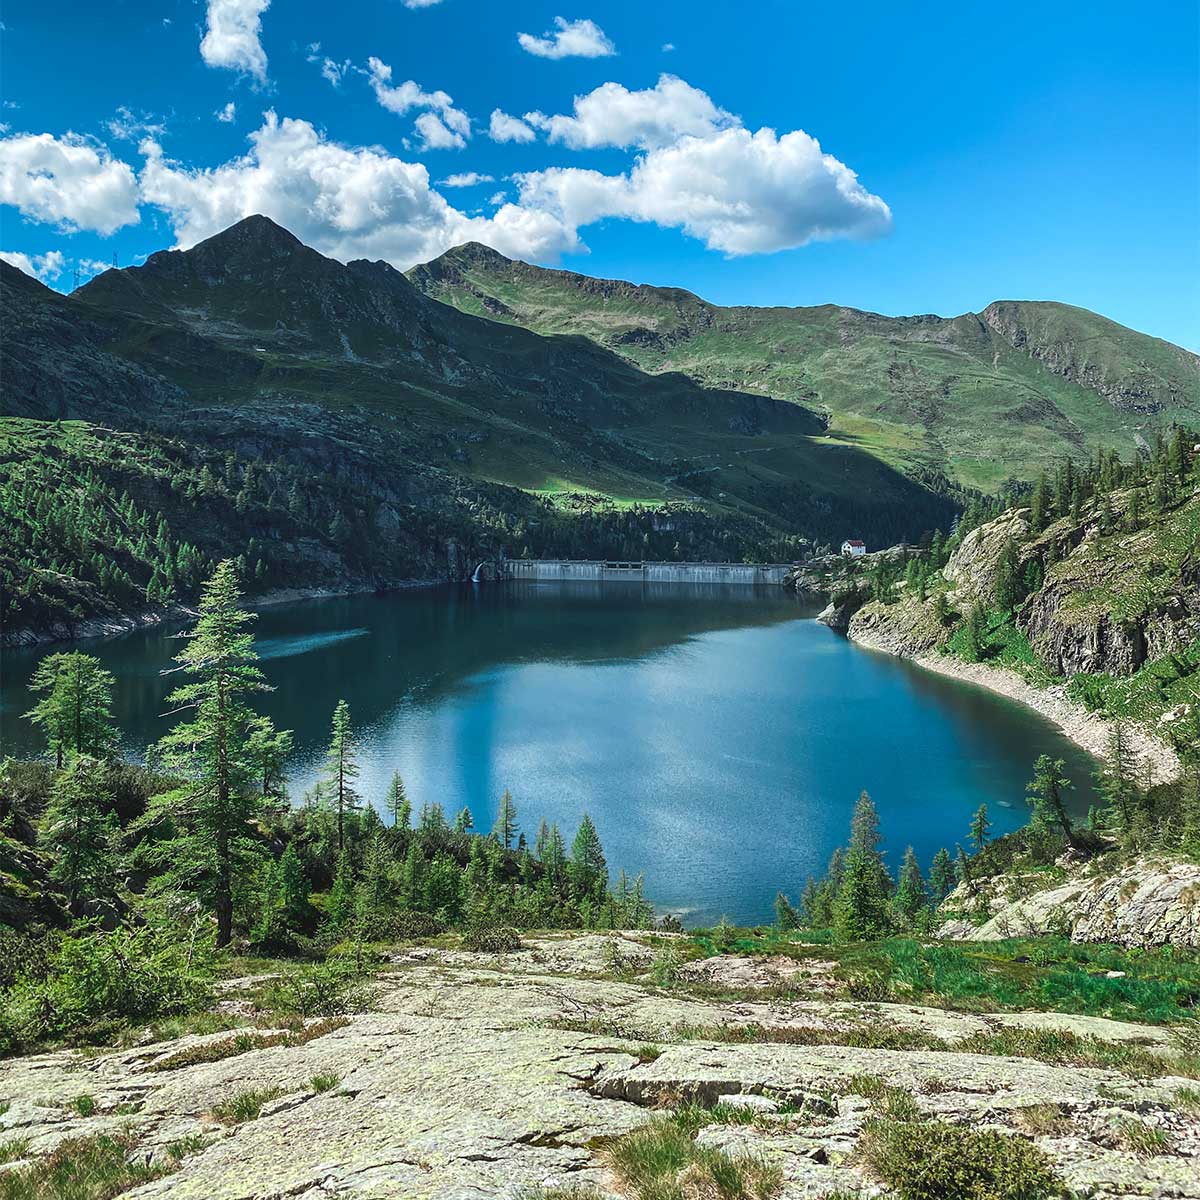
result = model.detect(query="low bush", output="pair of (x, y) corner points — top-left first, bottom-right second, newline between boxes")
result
(263, 960), (376, 1018)
(0, 918), (213, 1054)
(461, 925), (521, 954)
(859, 1118), (1068, 1200)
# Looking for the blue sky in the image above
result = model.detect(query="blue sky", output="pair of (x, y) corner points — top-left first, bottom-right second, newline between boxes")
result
(1, 0), (1197, 348)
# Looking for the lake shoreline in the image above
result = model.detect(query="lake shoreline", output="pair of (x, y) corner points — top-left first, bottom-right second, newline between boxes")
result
(1, 580), (443, 651)
(849, 628), (1182, 785)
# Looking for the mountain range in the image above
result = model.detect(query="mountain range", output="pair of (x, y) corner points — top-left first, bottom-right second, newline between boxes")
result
(2, 214), (1197, 636)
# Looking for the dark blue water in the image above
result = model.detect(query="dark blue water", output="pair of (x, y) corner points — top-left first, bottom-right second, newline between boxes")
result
(1, 583), (1096, 924)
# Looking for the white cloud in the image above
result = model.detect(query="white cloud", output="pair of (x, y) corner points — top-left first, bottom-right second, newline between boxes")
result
(216, 102), (237, 123)
(488, 190), (507, 206)
(366, 57), (470, 149)
(526, 75), (737, 150)
(307, 44), (352, 87)
(0, 247), (65, 282)
(77, 257), (111, 280)
(403, 0), (445, 7)
(662, 42), (675, 52)
(106, 106), (166, 142)
(517, 16), (615, 60)
(441, 171), (495, 187)
(0, 131), (139, 234)
(514, 126), (892, 256)
(488, 109), (536, 144)
(200, 0), (270, 83)
(137, 112), (578, 267)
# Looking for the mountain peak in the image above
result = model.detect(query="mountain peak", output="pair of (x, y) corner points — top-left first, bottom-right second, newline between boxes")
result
(192, 214), (306, 256)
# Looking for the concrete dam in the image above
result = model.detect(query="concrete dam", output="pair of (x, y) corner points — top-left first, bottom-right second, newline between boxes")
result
(501, 559), (795, 586)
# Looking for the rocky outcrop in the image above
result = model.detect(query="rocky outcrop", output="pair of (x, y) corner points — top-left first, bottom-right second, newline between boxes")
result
(940, 857), (1200, 947)
(1, 933), (1197, 1199)
(942, 507), (1030, 601)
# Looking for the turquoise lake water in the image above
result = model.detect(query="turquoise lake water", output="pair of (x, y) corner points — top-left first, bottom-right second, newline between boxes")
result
(1, 582), (1096, 924)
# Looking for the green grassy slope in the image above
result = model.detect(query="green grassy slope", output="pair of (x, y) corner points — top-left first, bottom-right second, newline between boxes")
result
(409, 244), (1200, 493)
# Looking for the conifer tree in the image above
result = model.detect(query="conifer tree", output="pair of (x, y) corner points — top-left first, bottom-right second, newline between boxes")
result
(833, 792), (892, 941)
(491, 788), (519, 849)
(453, 806), (474, 833)
(246, 715), (293, 801)
(969, 803), (991, 850)
(1026, 755), (1079, 849)
(136, 561), (285, 946)
(569, 813), (608, 898)
(39, 755), (117, 909)
(1095, 724), (1139, 838)
(321, 700), (361, 851)
(385, 772), (411, 830)
(773, 891), (799, 930)
(26, 652), (117, 767)
(893, 846), (928, 925)
(327, 848), (355, 930)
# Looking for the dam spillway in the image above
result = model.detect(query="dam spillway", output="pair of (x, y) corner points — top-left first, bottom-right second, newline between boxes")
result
(503, 560), (794, 585)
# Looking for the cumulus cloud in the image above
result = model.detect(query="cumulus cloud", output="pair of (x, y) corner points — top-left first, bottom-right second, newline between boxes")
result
(366, 57), (470, 149)
(137, 112), (579, 267)
(0, 131), (140, 234)
(489, 109), (536, 144)
(441, 171), (495, 187)
(0, 247), (65, 282)
(514, 126), (892, 256)
(517, 17), (615, 59)
(403, 0), (444, 7)
(200, 0), (270, 83)
(525, 75), (737, 150)
(216, 102), (238, 123)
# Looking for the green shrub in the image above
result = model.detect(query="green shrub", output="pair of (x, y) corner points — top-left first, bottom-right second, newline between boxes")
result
(376, 910), (446, 939)
(0, 919), (212, 1054)
(461, 925), (521, 954)
(859, 1118), (1067, 1199)
(69, 1095), (96, 1118)
(308, 1071), (341, 1093)
(263, 960), (375, 1018)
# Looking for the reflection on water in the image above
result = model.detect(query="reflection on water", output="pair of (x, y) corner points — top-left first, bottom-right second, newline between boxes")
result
(1, 582), (1097, 924)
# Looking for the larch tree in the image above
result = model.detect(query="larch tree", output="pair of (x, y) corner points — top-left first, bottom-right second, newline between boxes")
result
(322, 700), (361, 852)
(39, 755), (117, 910)
(138, 560), (286, 947)
(969, 803), (991, 851)
(1027, 754), (1079, 849)
(26, 652), (118, 767)
(386, 772), (411, 830)
(491, 788), (519, 849)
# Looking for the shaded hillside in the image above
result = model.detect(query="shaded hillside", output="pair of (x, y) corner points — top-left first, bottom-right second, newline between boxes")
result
(1, 217), (965, 636)
(409, 243), (1200, 492)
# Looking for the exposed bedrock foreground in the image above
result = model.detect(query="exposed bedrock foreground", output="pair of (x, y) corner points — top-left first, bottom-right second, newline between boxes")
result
(0, 933), (1197, 1198)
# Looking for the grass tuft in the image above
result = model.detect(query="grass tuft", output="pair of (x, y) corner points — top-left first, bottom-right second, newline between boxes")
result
(0, 1132), (170, 1200)
(208, 1087), (283, 1126)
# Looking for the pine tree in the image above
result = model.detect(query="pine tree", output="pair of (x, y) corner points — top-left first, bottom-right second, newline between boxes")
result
(137, 560), (284, 946)
(962, 602), (988, 662)
(993, 539), (1022, 612)
(39, 755), (117, 908)
(893, 846), (928, 925)
(833, 791), (892, 941)
(321, 700), (361, 851)
(25, 652), (117, 767)
(246, 716), (293, 800)
(955, 844), (976, 894)
(453, 806), (474, 833)
(969, 804), (991, 850)
(1026, 755), (1079, 849)
(491, 788), (519, 849)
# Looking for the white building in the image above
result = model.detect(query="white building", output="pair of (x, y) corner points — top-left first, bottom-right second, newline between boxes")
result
(841, 539), (867, 557)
